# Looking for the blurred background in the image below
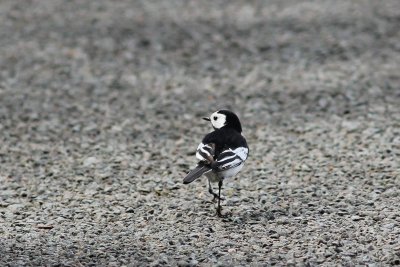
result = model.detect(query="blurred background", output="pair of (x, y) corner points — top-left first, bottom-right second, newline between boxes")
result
(0, 0), (399, 266)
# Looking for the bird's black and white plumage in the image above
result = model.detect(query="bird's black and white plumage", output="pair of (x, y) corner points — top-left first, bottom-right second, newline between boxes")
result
(183, 110), (249, 217)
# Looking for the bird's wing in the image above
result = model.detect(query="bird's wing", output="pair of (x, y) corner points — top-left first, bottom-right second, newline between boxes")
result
(183, 163), (212, 184)
(183, 143), (215, 184)
(195, 143), (215, 162)
(212, 147), (249, 172)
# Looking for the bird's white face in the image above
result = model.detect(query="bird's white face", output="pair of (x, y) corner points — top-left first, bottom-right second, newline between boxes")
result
(209, 111), (226, 129)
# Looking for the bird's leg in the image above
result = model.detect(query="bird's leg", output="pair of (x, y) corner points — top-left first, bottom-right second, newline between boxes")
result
(216, 180), (223, 217)
(208, 179), (224, 202)
(208, 180), (218, 202)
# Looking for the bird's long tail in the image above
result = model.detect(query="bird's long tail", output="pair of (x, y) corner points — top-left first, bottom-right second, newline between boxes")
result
(183, 164), (212, 184)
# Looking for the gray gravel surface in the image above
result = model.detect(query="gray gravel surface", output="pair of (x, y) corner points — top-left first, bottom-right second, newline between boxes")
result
(1, 0), (400, 266)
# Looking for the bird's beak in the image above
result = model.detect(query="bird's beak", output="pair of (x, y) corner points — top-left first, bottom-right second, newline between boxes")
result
(203, 117), (210, 121)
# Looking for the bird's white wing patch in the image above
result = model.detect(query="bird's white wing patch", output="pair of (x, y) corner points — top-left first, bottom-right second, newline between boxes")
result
(196, 143), (214, 162)
(220, 157), (242, 169)
(232, 147), (249, 161)
(214, 146), (248, 171)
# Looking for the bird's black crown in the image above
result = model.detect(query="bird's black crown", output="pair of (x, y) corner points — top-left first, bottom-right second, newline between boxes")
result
(217, 110), (242, 133)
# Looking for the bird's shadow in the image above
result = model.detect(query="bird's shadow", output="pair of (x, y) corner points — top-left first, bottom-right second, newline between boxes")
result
(198, 199), (281, 224)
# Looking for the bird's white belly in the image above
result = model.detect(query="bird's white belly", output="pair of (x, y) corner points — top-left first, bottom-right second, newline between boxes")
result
(206, 163), (244, 182)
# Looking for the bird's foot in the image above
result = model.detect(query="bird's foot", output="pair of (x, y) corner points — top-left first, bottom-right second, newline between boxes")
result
(216, 206), (223, 217)
(216, 206), (232, 217)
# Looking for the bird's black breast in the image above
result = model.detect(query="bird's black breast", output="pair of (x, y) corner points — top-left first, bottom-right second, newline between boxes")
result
(202, 128), (248, 157)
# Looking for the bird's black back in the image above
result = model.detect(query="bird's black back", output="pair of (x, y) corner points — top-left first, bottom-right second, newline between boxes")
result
(202, 128), (248, 158)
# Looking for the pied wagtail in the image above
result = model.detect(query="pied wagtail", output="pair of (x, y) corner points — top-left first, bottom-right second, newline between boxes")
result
(183, 110), (249, 217)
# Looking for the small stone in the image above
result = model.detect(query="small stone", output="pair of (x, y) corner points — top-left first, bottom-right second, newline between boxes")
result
(126, 207), (135, 213)
(7, 204), (25, 212)
(83, 157), (98, 167)
(301, 164), (312, 172)
(342, 120), (361, 132)
(37, 224), (54, 230)
(190, 233), (200, 238)
(189, 260), (199, 266)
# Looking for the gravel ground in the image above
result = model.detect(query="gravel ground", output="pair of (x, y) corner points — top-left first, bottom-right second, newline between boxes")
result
(1, 0), (400, 266)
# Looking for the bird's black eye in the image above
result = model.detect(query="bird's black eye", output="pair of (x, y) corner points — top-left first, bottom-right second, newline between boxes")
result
(213, 116), (218, 120)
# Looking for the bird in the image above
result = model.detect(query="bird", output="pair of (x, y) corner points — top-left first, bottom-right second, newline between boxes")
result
(183, 110), (249, 217)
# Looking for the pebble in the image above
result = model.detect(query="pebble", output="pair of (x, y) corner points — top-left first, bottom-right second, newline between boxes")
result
(83, 157), (98, 167)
